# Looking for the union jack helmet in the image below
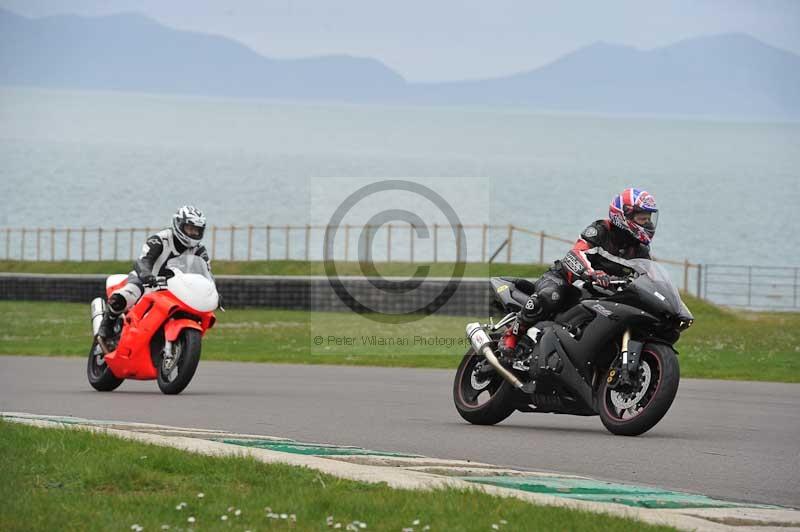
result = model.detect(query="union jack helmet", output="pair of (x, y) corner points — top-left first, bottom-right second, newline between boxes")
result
(609, 188), (658, 245)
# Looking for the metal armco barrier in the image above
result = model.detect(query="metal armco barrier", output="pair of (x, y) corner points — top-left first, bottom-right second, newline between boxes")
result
(0, 274), (496, 317)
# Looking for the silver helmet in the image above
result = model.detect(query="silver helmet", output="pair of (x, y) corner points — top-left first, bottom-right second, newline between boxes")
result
(172, 205), (206, 247)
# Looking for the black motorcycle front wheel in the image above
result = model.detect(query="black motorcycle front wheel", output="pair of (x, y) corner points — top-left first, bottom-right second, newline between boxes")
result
(157, 329), (202, 395)
(87, 338), (124, 392)
(599, 343), (680, 436)
(453, 342), (516, 425)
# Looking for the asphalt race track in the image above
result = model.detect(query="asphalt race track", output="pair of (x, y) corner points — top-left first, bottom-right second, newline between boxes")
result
(1, 356), (798, 508)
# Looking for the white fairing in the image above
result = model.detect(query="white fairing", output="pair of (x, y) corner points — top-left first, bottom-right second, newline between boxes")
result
(105, 274), (128, 288)
(165, 254), (219, 312)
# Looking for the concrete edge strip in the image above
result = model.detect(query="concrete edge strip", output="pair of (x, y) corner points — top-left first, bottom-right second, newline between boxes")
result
(4, 413), (797, 532)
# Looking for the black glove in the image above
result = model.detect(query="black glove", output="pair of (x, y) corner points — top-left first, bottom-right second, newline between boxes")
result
(589, 270), (611, 289)
(141, 274), (157, 287)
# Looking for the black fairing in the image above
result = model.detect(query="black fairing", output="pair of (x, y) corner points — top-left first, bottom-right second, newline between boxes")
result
(497, 259), (693, 414)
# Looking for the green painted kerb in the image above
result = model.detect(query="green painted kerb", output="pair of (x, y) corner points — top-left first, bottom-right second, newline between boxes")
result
(218, 438), (421, 458)
(461, 476), (770, 509)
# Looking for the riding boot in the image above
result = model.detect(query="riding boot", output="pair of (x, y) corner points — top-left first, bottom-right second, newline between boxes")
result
(98, 293), (126, 339)
(498, 318), (530, 362)
(96, 310), (117, 339)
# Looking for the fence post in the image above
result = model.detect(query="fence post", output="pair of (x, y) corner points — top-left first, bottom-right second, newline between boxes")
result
(113, 229), (119, 261)
(409, 224), (414, 262)
(747, 265), (752, 306)
(794, 267), (798, 309)
(98, 228), (103, 260)
(247, 224), (253, 261)
(683, 259), (689, 293)
(285, 226), (290, 260)
(36, 228), (41, 261)
(21, 228), (26, 260)
(481, 224), (487, 263)
(455, 224), (463, 262)
(539, 231), (545, 264)
(305, 224), (310, 261)
(211, 226), (218, 259)
(344, 225), (350, 261)
(50, 227), (55, 261)
(696, 264), (702, 298)
(80, 227), (86, 261)
(229, 225), (235, 261)
(129, 228), (134, 260)
(66, 228), (71, 261)
(506, 225), (513, 263)
(433, 224), (439, 263)
(5, 228), (10, 260)
(387, 224), (392, 262)
(266, 225), (271, 261)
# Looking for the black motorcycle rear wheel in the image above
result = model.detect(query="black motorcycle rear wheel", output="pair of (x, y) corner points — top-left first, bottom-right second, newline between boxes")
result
(599, 343), (680, 436)
(87, 339), (124, 392)
(453, 342), (516, 425)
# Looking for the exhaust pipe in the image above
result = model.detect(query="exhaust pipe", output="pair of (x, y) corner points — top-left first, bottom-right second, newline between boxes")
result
(465, 322), (525, 390)
(90, 297), (106, 337)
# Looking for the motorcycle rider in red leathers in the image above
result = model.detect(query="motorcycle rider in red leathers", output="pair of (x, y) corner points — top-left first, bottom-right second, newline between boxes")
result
(499, 188), (659, 360)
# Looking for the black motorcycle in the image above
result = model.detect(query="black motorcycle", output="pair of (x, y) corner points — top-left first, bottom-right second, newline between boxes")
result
(453, 256), (694, 436)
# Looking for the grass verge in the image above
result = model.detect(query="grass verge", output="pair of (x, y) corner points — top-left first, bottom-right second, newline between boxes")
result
(0, 297), (797, 381)
(0, 420), (674, 532)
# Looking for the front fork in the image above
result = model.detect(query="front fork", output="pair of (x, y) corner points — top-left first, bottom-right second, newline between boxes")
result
(607, 329), (644, 389)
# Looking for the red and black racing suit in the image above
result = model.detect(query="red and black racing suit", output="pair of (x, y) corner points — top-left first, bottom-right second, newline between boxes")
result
(505, 219), (650, 348)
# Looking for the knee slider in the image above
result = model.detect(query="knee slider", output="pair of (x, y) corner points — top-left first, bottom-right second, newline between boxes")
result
(108, 293), (127, 313)
(520, 294), (543, 324)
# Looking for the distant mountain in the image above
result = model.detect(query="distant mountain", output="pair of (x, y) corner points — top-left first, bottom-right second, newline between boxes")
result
(0, 8), (406, 101)
(416, 34), (800, 118)
(2, 8), (798, 118)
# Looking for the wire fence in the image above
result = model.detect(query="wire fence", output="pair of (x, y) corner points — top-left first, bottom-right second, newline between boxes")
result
(0, 223), (706, 300)
(702, 264), (800, 311)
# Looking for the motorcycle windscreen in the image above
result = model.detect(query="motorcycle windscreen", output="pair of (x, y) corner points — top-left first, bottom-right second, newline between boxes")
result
(627, 259), (692, 320)
(165, 253), (218, 312)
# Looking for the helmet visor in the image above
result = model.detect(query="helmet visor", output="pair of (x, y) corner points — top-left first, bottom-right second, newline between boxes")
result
(629, 210), (658, 237)
(182, 223), (205, 240)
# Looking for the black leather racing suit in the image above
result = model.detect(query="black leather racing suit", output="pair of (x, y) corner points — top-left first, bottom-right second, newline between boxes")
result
(512, 219), (651, 335)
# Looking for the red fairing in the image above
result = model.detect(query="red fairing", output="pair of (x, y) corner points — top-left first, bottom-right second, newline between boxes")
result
(103, 290), (215, 380)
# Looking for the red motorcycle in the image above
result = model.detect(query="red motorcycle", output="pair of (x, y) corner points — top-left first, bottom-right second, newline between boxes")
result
(87, 255), (218, 395)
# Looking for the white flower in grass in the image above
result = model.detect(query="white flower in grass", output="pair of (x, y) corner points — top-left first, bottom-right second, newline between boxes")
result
(289, 514), (297, 522)
(130, 525), (143, 532)
(413, 519), (421, 525)
(402, 528), (414, 532)
(500, 520), (508, 525)
(359, 523), (367, 529)
(196, 492), (205, 499)
(187, 516), (196, 524)
(492, 525), (500, 530)
(161, 526), (170, 530)
(422, 527), (430, 531)
(327, 515), (334, 526)
(227, 506), (235, 512)
(280, 513), (288, 519)
(234, 509), (242, 516)
(333, 524), (342, 530)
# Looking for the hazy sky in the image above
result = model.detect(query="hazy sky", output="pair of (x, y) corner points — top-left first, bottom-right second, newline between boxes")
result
(3, 0), (799, 81)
